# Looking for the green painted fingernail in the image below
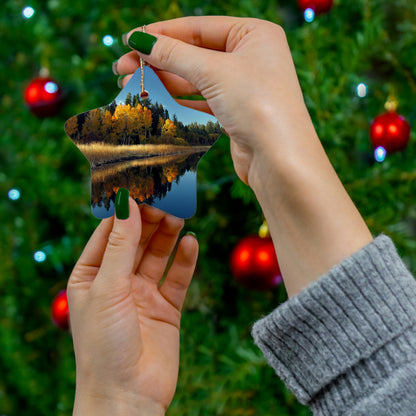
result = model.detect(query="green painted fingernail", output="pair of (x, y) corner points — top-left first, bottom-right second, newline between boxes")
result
(112, 60), (119, 76)
(219, 132), (229, 140)
(186, 231), (197, 238)
(115, 188), (129, 220)
(128, 31), (157, 55)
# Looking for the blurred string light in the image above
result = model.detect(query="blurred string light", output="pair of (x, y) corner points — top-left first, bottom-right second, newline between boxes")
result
(356, 83), (368, 98)
(374, 146), (387, 162)
(103, 35), (114, 46)
(304, 8), (315, 22)
(44, 81), (58, 93)
(34, 250), (47, 263)
(8, 189), (20, 200)
(22, 6), (35, 19)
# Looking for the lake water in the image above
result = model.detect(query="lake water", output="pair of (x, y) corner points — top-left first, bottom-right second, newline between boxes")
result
(90, 151), (204, 219)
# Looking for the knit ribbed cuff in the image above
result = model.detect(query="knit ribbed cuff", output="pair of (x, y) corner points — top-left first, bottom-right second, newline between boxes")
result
(251, 235), (416, 409)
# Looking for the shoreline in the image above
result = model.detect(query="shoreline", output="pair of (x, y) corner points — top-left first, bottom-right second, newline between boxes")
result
(91, 147), (209, 168)
(77, 143), (210, 167)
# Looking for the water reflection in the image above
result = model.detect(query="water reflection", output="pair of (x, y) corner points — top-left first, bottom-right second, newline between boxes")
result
(91, 150), (206, 219)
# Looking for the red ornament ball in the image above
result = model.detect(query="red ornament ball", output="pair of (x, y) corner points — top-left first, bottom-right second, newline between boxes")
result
(51, 290), (69, 330)
(370, 111), (411, 153)
(230, 235), (282, 290)
(24, 76), (63, 117)
(298, 0), (334, 14)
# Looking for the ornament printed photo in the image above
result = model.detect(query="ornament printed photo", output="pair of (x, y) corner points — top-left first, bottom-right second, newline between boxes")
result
(65, 66), (222, 219)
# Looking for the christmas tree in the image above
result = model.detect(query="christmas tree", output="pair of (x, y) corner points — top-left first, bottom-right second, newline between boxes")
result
(1, 0), (415, 414)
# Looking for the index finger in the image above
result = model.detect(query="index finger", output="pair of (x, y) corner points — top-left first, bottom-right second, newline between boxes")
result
(73, 217), (114, 269)
(133, 16), (244, 51)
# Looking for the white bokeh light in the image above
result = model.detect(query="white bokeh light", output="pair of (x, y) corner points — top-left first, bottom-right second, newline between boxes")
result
(356, 83), (368, 98)
(374, 146), (387, 163)
(34, 250), (47, 263)
(23, 6), (35, 19)
(304, 8), (315, 22)
(44, 81), (58, 94)
(103, 35), (114, 46)
(8, 189), (21, 200)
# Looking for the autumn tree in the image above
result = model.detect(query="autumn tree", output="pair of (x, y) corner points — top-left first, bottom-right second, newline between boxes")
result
(80, 108), (102, 143)
(113, 104), (130, 145)
(128, 105), (143, 144)
(140, 106), (152, 142)
(101, 110), (114, 144)
(65, 115), (79, 142)
(161, 119), (177, 143)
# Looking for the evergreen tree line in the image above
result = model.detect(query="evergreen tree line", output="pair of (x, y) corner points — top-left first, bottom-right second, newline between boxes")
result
(65, 93), (222, 147)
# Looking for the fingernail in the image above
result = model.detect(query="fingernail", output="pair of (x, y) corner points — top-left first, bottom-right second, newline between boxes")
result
(218, 132), (230, 140)
(112, 60), (119, 76)
(122, 33), (128, 46)
(115, 188), (129, 220)
(186, 231), (197, 239)
(128, 31), (157, 55)
(117, 75), (124, 89)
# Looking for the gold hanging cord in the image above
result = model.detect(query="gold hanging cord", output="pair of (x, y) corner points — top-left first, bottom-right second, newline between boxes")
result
(139, 26), (149, 99)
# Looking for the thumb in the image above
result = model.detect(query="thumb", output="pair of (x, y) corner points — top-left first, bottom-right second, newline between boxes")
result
(96, 190), (142, 287)
(126, 30), (219, 93)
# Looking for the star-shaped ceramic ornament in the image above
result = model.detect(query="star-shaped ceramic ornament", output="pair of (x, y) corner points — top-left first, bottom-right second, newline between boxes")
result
(65, 66), (222, 219)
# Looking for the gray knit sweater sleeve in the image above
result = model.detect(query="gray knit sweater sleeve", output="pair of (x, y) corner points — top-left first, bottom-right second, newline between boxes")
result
(251, 235), (416, 415)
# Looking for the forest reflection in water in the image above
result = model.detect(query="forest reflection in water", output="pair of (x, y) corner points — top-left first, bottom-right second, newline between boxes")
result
(91, 149), (208, 219)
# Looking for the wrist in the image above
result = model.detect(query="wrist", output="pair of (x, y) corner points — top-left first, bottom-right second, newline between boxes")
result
(247, 106), (321, 204)
(247, 113), (372, 297)
(73, 390), (166, 416)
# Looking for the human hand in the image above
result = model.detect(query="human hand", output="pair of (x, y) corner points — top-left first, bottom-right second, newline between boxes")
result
(115, 16), (311, 185)
(67, 198), (198, 415)
(115, 17), (372, 297)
